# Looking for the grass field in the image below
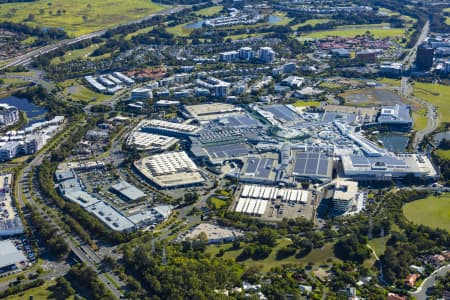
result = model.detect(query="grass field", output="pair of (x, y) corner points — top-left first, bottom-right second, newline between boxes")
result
(7, 280), (76, 300)
(0, 0), (167, 37)
(229, 32), (267, 41)
(194, 5), (223, 17)
(125, 25), (156, 40)
(301, 26), (406, 40)
(436, 149), (450, 160)
(403, 193), (450, 232)
(291, 19), (331, 30)
(166, 22), (194, 37)
(413, 107), (428, 131)
(271, 12), (294, 26)
(413, 82), (450, 124)
(58, 79), (110, 103)
(293, 100), (321, 107)
(379, 77), (401, 87)
(50, 43), (102, 64)
(206, 240), (339, 272)
(368, 235), (389, 256)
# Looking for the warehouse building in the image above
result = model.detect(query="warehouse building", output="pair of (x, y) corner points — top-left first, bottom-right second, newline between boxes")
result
(0, 240), (26, 273)
(111, 180), (146, 202)
(134, 151), (205, 188)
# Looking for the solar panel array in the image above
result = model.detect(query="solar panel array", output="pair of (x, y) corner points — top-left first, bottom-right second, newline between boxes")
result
(219, 115), (259, 127)
(264, 105), (301, 123)
(205, 143), (248, 159)
(244, 157), (275, 179)
(293, 152), (330, 177)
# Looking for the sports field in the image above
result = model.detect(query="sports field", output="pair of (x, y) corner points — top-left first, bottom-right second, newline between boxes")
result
(413, 82), (450, 124)
(403, 193), (450, 232)
(0, 0), (167, 37)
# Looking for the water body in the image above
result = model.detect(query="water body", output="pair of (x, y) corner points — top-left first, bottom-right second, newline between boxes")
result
(268, 15), (282, 24)
(378, 132), (409, 153)
(185, 20), (205, 29)
(0, 96), (47, 127)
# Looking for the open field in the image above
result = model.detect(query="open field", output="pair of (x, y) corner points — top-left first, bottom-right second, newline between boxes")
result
(58, 79), (111, 104)
(436, 149), (450, 160)
(229, 32), (267, 41)
(194, 5), (223, 17)
(413, 108), (427, 131)
(413, 82), (450, 124)
(291, 19), (331, 30)
(125, 25), (156, 40)
(206, 240), (339, 272)
(50, 43), (103, 64)
(166, 23), (194, 37)
(368, 235), (389, 256)
(403, 193), (450, 232)
(379, 77), (401, 87)
(301, 26), (406, 40)
(7, 280), (76, 300)
(271, 12), (294, 26)
(293, 100), (321, 107)
(340, 88), (404, 106)
(0, 0), (167, 37)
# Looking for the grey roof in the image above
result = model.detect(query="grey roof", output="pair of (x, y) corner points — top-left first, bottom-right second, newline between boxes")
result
(0, 240), (26, 268)
(378, 104), (412, 124)
(111, 180), (146, 201)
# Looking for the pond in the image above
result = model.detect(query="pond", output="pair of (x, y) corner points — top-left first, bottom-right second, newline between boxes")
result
(185, 20), (205, 29)
(268, 15), (282, 24)
(0, 96), (47, 127)
(378, 132), (409, 153)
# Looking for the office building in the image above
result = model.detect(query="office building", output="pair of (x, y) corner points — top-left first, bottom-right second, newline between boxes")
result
(258, 47), (276, 63)
(416, 43), (434, 70)
(0, 104), (19, 126)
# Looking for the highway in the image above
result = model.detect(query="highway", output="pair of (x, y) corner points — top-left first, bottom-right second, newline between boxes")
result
(0, 6), (186, 70)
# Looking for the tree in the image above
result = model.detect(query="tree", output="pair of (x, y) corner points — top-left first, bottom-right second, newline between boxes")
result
(334, 235), (370, 264)
(52, 277), (75, 300)
(257, 228), (277, 247)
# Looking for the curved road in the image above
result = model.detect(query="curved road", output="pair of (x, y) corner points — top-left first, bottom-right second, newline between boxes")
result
(410, 264), (450, 299)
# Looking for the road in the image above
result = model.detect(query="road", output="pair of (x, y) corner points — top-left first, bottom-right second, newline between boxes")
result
(398, 21), (437, 150)
(14, 125), (125, 299)
(409, 264), (450, 299)
(0, 6), (186, 70)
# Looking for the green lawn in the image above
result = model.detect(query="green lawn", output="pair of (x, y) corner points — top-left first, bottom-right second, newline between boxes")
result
(413, 108), (427, 131)
(50, 43), (102, 64)
(194, 5), (223, 17)
(206, 240), (339, 272)
(0, 0), (167, 37)
(208, 197), (228, 209)
(301, 27), (406, 40)
(166, 23), (193, 37)
(58, 79), (110, 104)
(293, 100), (321, 107)
(436, 149), (450, 160)
(379, 77), (401, 87)
(403, 193), (450, 232)
(271, 11), (294, 26)
(368, 235), (389, 256)
(229, 32), (267, 40)
(125, 25), (155, 40)
(291, 19), (331, 30)
(413, 82), (450, 124)
(7, 280), (75, 300)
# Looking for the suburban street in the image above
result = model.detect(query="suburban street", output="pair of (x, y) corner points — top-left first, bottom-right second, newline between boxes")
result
(410, 264), (450, 299)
